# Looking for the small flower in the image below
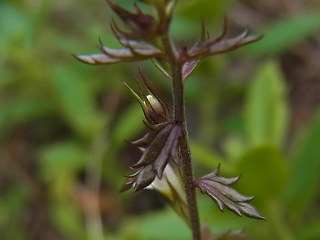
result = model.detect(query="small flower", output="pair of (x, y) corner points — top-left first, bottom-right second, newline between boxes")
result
(120, 121), (189, 222)
(148, 163), (190, 224)
(121, 122), (181, 192)
(119, 70), (190, 223)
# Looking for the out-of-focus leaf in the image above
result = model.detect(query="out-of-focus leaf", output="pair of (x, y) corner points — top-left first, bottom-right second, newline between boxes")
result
(297, 218), (320, 240)
(0, 186), (28, 223)
(223, 135), (246, 163)
(0, 98), (52, 135)
(103, 103), (145, 189)
(50, 200), (86, 240)
(171, 0), (232, 41)
(124, 210), (190, 240)
(0, 187), (29, 240)
(53, 67), (106, 140)
(244, 61), (288, 148)
(246, 12), (320, 55)
(236, 145), (288, 200)
(38, 141), (86, 182)
(176, 0), (233, 21)
(111, 103), (144, 149)
(190, 140), (234, 174)
(284, 109), (320, 215)
(0, 2), (30, 51)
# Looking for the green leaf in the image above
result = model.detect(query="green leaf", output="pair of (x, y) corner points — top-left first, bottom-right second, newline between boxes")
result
(0, 186), (29, 240)
(121, 210), (190, 240)
(223, 135), (246, 163)
(245, 61), (289, 148)
(101, 104), (144, 189)
(246, 12), (320, 56)
(176, 0), (234, 21)
(53, 67), (106, 140)
(283, 109), (320, 215)
(236, 145), (288, 200)
(139, 211), (189, 240)
(0, 2), (30, 51)
(0, 97), (51, 134)
(50, 200), (86, 240)
(38, 141), (86, 182)
(297, 218), (320, 240)
(0, 186), (29, 223)
(111, 103), (144, 149)
(189, 140), (235, 174)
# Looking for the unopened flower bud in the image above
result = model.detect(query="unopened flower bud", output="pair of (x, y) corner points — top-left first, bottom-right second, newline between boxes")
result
(146, 94), (165, 115)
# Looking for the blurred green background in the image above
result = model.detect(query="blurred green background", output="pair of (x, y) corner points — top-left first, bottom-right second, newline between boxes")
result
(1, 0), (320, 239)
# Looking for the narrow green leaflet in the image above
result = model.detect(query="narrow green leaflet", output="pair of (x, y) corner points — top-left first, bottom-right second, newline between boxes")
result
(245, 61), (289, 148)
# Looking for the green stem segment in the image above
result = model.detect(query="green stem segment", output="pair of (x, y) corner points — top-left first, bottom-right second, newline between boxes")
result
(161, 34), (201, 240)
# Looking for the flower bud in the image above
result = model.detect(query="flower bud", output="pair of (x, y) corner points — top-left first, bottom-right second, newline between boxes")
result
(143, 94), (168, 124)
(124, 71), (170, 125)
(146, 94), (165, 115)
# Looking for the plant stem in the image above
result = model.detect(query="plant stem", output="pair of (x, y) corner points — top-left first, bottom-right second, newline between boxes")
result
(161, 34), (201, 240)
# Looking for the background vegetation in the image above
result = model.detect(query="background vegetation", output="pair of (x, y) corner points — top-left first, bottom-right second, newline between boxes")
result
(1, 0), (320, 239)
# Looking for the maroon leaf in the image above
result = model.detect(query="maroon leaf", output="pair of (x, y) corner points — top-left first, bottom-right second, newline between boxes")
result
(187, 19), (262, 61)
(132, 124), (173, 168)
(99, 40), (134, 58)
(119, 177), (136, 193)
(195, 165), (265, 220)
(121, 123), (182, 193)
(134, 164), (156, 192)
(73, 53), (121, 65)
(128, 130), (160, 148)
(153, 125), (181, 178)
(119, 170), (140, 193)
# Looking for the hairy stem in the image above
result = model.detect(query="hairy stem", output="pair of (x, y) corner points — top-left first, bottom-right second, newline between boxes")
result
(161, 34), (201, 240)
